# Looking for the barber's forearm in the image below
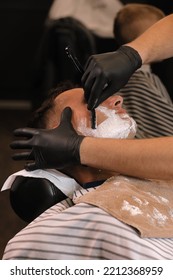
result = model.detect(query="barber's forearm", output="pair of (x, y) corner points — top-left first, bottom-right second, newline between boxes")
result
(80, 137), (173, 180)
(126, 14), (173, 64)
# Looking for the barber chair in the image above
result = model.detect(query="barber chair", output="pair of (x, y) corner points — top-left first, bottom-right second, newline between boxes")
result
(10, 176), (67, 223)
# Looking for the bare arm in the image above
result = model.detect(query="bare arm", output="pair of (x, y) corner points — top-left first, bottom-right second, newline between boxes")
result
(79, 14), (173, 179)
(127, 14), (173, 64)
(11, 108), (173, 181)
(80, 136), (173, 180)
(82, 14), (173, 110)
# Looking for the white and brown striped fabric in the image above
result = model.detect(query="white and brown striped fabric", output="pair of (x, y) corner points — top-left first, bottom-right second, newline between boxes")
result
(3, 186), (173, 260)
(119, 65), (173, 138)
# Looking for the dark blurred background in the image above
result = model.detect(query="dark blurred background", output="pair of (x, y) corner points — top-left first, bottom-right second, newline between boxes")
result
(0, 0), (173, 259)
(0, 0), (53, 259)
(0, 0), (53, 102)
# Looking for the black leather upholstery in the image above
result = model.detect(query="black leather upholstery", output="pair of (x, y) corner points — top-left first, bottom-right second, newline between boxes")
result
(10, 176), (67, 223)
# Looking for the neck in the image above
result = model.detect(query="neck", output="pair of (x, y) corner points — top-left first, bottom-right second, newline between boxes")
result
(137, 63), (151, 73)
(63, 165), (116, 185)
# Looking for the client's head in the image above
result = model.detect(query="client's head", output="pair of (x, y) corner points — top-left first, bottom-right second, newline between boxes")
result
(28, 81), (136, 139)
(113, 3), (165, 47)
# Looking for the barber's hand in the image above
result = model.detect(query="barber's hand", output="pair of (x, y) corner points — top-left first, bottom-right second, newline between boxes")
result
(10, 107), (85, 171)
(82, 46), (142, 110)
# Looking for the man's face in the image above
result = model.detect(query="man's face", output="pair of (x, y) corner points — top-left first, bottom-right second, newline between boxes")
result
(47, 88), (136, 139)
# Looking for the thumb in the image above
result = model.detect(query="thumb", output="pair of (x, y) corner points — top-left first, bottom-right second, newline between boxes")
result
(60, 107), (73, 124)
(25, 162), (37, 171)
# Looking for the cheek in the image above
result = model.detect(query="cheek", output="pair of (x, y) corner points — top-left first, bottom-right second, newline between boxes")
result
(72, 110), (91, 129)
(96, 111), (107, 125)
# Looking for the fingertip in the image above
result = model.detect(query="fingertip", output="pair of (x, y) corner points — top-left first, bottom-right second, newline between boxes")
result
(61, 106), (72, 121)
(13, 127), (36, 138)
(9, 141), (18, 149)
(25, 162), (35, 171)
(87, 97), (99, 110)
(11, 153), (23, 160)
(13, 127), (26, 134)
(10, 141), (19, 150)
(13, 128), (21, 136)
(64, 106), (72, 113)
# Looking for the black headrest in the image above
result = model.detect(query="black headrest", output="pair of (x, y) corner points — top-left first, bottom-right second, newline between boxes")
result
(10, 176), (67, 223)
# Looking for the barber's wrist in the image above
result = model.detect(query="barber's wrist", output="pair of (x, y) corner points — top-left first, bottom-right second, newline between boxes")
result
(120, 45), (142, 70)
(125, 43), (145, 64)
(79, 137), (91, 165)
(74, 135), (85, 164)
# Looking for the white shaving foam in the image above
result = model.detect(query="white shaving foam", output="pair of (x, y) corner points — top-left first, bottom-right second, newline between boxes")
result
(77, 106), (136, 139)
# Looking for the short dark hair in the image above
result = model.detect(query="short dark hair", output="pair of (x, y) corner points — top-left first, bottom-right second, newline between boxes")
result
(27, 81), (78, 128)
(113, 4), (165, 47)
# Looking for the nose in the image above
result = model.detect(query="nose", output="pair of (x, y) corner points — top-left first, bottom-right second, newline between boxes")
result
(102, 95), (126, 114)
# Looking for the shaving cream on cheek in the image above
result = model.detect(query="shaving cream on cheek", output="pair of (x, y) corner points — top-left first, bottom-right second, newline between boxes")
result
(77, 106), (137, 139)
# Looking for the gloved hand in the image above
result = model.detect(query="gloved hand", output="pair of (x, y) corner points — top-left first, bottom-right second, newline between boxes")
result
(10, 107), (85, 171)
(82, 45), (142, 110)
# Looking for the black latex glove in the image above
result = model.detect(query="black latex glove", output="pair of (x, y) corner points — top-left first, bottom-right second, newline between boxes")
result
(82, 45), (142, 110)
(10, 107), (85, 171)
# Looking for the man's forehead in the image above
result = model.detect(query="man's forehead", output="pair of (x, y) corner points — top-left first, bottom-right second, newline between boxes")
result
(56, 87), (84, 99)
